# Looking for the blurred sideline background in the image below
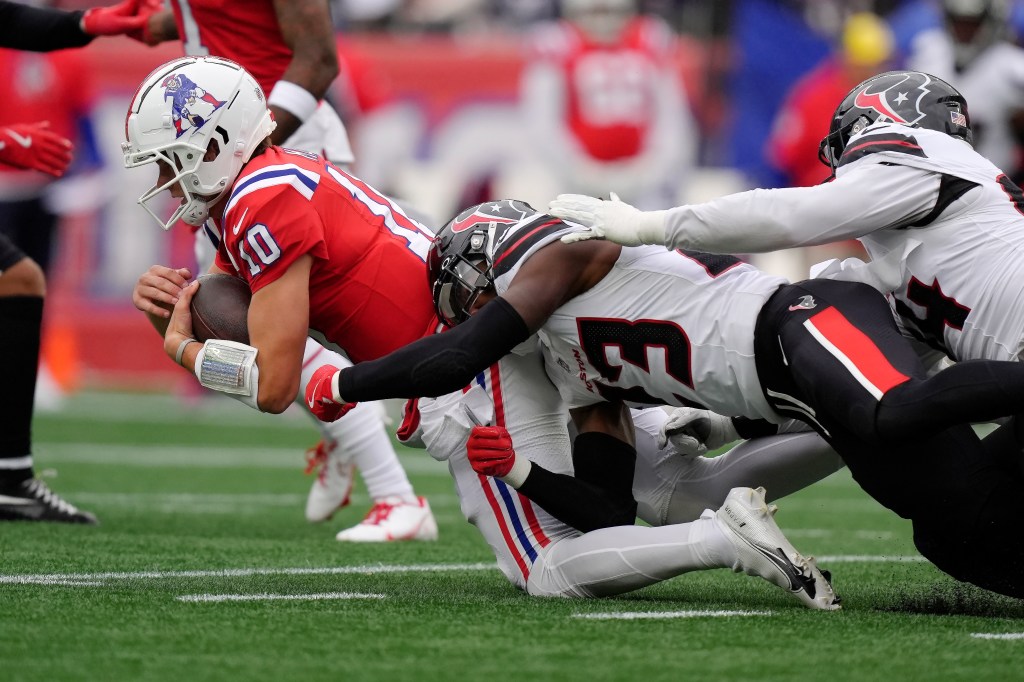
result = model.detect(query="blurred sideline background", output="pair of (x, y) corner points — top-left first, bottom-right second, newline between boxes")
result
(6, 0), (1024, 405)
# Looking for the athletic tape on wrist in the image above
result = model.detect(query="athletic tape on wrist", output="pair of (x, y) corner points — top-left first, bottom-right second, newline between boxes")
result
(267, 80), (319, 124)
(500, 457), (532, 489)
(195, 339), (258, 395)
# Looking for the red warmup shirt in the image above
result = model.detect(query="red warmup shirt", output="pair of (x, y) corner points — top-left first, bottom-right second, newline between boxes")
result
(169, 0), (292, 97)
(531, 16), (675, 161)
(213, 147), (437, 363)
(767, 59), (856, 187)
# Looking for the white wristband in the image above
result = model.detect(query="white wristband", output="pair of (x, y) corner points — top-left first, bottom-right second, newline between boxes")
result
(267, 80), (319, 124)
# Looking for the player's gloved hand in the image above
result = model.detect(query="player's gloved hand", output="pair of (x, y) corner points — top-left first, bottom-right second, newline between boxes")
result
(549, 192), (667, 247)
(80, 0), (158, 40)
(305, 365), (357, 422)
(657, 407), (741, 456)
(466, 425), (532, 487)
(0, 122), (73, 177)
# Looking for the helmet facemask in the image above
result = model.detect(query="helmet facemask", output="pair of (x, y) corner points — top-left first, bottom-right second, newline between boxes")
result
(126, 137), (224, 230)
(432, 229), (496, 327)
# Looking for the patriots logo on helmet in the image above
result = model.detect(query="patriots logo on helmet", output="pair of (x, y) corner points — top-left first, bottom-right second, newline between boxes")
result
(162, 73), (226, 139)
(450, 199), (534, 233)
(852, 72), (932, 127)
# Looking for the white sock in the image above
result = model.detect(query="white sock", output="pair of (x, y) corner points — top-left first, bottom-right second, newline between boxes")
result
(297, 338), (416, 503)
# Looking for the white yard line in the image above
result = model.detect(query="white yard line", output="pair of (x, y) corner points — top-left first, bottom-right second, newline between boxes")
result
(0, 562), (498, 585)
(971, 633), (1024, 640)
(817, 555), (926, 562)
(30, 444), (447, 475)
(574, 610), (772, 621)
(177, 592), (386, 603)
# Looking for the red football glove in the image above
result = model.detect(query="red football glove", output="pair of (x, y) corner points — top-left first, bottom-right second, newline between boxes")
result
(0, 122), (73, 177)
(305, 364), (356, 422)
(81, 0), (160, 40)
(466, 425), (517, 478)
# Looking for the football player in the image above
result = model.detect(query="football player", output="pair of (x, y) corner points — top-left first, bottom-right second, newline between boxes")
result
(310, 190), (1024, 598)
(128, 56), (435, 542)
(137, 1), (425, 540)
(907, 0), (1024, 181)
(516, 0), (695, 208)
(396, 338), (839, 606)
(0, 0), (165, 524)
(132, 58), (845, 607)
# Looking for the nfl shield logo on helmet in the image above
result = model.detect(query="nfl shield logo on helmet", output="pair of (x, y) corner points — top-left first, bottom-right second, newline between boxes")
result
(161, 73), (226, 138)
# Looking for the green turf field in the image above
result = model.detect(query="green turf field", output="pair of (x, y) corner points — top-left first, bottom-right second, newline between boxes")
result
(4, 392), (1024, 681)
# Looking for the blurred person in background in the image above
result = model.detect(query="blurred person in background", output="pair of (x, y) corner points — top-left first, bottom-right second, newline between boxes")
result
(767, 12), (896, 189)
(0, 32), (104, 412)
(905, 0), (1024, 182)
(510, 0), (697, 209)
(141, 0), (437, 542)
(0, 0), (162, 524)
(761, 12), (894, 280)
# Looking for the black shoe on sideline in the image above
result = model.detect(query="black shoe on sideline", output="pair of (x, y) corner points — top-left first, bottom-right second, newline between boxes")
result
(0, 478), (98, 525)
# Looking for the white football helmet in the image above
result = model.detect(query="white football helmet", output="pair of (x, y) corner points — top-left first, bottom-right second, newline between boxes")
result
(562, 0), (635, 43)
(123, 56), (276, 230)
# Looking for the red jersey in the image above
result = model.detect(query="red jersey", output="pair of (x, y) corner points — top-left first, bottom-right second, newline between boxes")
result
(213, 147), (437, 363)
(766, 59), (855, 188)
(168, 0), (292, 97)
(530, 17), (675, 161)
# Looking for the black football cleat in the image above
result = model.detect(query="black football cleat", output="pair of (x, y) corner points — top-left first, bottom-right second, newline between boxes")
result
(0, 478), (98, 525)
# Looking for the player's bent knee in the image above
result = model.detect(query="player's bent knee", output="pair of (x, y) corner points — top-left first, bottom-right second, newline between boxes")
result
(525, 542), (597, 599)
(0, 257), (45, 297)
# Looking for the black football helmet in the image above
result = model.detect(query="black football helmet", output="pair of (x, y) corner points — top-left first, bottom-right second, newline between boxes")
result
(818, 71), (972, 172)
(428, 199), (540, 326)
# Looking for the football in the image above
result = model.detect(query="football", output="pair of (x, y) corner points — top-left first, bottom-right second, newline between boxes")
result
(189, 273), (252, 344)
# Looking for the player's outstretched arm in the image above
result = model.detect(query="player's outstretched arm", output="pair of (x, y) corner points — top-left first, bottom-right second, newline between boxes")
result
(81, 0), (163, 41)
(550, 192), (667, 246)
(268, 0), (340, 144)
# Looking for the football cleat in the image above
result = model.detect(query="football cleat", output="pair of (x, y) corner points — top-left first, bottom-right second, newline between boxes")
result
(0, 478), (98, 525)
(335, 496), (438, 542)
(304, 439), (356, 523)
(715, 486), (840, 610)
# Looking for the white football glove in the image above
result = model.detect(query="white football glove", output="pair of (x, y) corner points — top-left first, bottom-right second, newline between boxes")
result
(549, 192), (667, 247)
(657, 407), (741, 456)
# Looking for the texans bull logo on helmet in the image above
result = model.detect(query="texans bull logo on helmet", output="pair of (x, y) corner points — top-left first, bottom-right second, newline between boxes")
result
(851, 72), (932, 127)
(161, 73), (226, 139)
(450, 199), (535, 233)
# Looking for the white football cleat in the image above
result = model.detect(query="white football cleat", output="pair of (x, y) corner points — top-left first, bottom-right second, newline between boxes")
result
(715, 486), (840, 611)
(335, 496), (439, 542)
(304, 439), (355, 523)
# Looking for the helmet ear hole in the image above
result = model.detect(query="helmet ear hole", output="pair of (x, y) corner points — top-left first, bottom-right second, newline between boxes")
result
(204, 138), (221, 163)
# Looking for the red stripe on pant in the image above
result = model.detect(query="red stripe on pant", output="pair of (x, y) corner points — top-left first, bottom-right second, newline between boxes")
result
(807, 306), (910, 396)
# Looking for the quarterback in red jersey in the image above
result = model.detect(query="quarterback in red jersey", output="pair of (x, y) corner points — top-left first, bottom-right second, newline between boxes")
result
(127, 57), (436, 542)
(138, 1), (423, 539)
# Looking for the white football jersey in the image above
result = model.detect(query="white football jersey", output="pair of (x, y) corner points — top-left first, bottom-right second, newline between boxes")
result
(837, 122), (1024, 362)
(491, 221), (786, 420)
(907, 32), (1024, 174)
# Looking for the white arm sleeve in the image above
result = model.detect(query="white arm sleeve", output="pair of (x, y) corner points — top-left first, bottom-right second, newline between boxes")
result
(661, 162), (942, 253)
